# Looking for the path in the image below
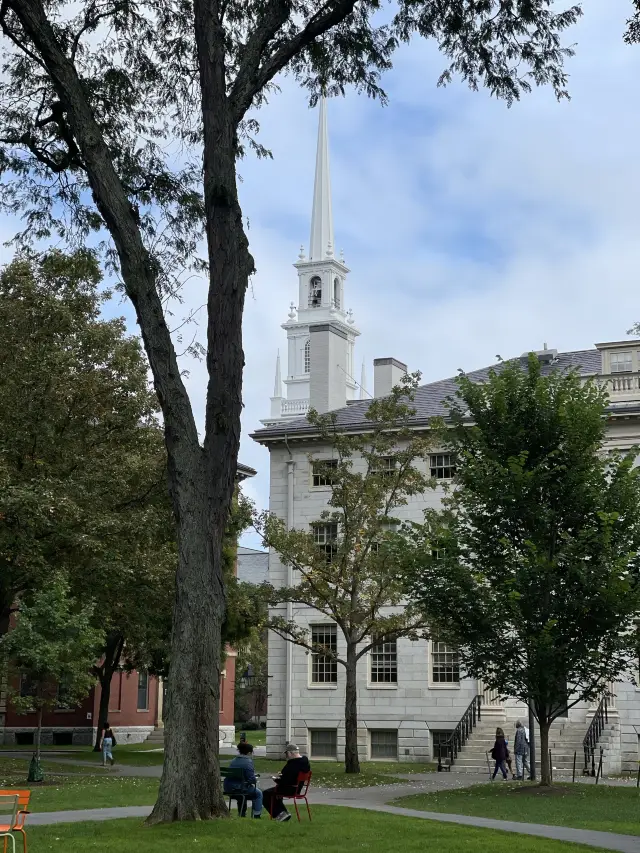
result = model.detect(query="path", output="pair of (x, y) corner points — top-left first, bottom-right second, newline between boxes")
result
(24, 779), (640, 853)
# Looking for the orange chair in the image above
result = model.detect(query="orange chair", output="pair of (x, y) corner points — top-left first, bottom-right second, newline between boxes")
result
(0, 791), (30, 853)
(269, 771), (312, 822)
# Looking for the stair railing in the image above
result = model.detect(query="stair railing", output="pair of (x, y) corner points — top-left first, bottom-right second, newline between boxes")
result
(583, 694), (608, 777)
(437, 694), (482, 771)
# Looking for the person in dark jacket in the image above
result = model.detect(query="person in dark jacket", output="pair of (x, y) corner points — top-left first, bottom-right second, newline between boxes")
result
(223, 742), (263, 817)
(491, 727), (509, 780)
(262, 743), (311, 822)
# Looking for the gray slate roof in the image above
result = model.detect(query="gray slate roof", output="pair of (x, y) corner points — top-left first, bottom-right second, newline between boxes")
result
(251, 349), (603, 443)
(237, 546), (268, 585)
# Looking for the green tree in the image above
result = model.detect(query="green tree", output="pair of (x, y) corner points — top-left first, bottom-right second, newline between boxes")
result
(259, 377), (434, 773)
(0, 249), (176, 747)
(0, 0), (583, 821)
(401, 355), (640, 786)
(0, 575), (104, 768)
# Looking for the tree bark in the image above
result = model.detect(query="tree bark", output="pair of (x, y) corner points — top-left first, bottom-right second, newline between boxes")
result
(35, 707), (42, 762)
(93, 633), (124, 751)
(12, 0), (246, 823)
(539, 720), (552, 786)
(344, 643), (360, 774)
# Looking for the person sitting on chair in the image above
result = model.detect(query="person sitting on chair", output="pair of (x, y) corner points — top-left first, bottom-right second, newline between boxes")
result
(224, 742), (263, 818)
(262, 743), (310, 822)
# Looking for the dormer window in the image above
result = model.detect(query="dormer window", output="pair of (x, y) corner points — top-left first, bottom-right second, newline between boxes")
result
(333, 277), (340, 310)
(611, 352), (633, 374)
(309, 276), (322, 307)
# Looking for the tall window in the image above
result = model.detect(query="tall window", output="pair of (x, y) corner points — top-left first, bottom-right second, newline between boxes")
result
(309, 276), (322, 307)
(370, 638), (397, 684)
(431, 642), (460, 684)
(370, 730), (398, 759)
(611, 352), (633, 374)
(312, 459), (338, 487)
(430, 453), (457, 480)
(304, 338), (311, 373)
(333, 277), (340, 309)
(137, 671), (149, 710)
(310, 729), (337, 757)
(311, 624), (338, 684)
(312, 522), (338, 563)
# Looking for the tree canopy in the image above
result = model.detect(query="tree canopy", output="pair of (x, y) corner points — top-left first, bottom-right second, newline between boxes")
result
(259, 376), (434, 772)
(400, 355), (640, 785)
(0, 0), (586, 822)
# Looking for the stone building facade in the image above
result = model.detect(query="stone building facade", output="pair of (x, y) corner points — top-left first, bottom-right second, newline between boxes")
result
(251, 99), (640, 774)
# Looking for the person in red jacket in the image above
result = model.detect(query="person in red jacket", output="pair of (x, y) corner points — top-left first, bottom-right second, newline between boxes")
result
(262, 743), (310, 822)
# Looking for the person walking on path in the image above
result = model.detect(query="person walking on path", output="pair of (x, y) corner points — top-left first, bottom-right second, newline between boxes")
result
(490, 727), (509, 780)
(101, 722), (116, 767)
(514, 720), (531, 780)
(262, 743), (310, 822)
(224, 742), (263, 818)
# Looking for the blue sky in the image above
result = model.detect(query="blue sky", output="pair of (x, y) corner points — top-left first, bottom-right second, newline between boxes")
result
(3, 1), (639, 548)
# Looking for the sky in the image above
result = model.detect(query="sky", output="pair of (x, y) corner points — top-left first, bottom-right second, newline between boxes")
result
(3, 1), (640, 548)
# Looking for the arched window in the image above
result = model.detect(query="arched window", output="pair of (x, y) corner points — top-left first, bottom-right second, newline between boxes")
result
(333, 277), (340, 309)
(309, 276), (322, 307)
(304, 338), (311, 373)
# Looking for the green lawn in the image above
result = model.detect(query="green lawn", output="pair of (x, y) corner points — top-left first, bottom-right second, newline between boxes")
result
(236, 728), (266, 746)
(392, 782), (640, 836)
(27, 807), (613, 853)
(251, 758), (436, 789)
(0, 757), (109, 780)
(1, 773), (159, 812)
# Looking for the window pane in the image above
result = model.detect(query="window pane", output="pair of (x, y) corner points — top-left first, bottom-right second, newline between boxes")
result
(311, 625), (337, 683)
(370, 730), (397, 759)
(430, 454), (456, 480)
(372, 457), (396, 477)
(611, 352), (632, 374)
(432, 642), (460, 683)
(311, 522), (338, 563)
(310, 729), (337, 758)
(137, 671), (149, 710)
(312, 460), (337, 487)
(370, 639), (397, 684)
(304, 339), (311, 373)
(431, 730), (453, 759)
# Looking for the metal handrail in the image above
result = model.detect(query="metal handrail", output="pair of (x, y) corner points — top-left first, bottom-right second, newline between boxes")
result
(583, 695), (608, 777)
(437, 694), (482, 770)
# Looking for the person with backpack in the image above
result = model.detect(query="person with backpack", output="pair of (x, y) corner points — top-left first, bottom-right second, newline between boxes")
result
(514, 720), (531, 780)
(101, 721), (116, 767)
(490, 727), (509, 780)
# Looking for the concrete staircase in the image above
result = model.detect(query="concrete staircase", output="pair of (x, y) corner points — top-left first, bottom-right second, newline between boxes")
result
(448, 717), (610, 775)
(144, 727), (165, 746)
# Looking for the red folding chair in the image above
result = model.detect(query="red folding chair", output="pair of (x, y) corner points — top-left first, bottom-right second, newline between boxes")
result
(269, 771), (312, 822)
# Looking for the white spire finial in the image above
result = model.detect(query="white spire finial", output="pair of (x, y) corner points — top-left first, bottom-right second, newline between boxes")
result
(360, 360), (367, 400)
(273, 351), (282, 398)
(309, 96), (334, 261)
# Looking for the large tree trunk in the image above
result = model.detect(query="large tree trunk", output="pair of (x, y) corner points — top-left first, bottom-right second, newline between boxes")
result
(35, 707), (42, 762)
(93, 633), (124, 751)
(539, 720), (552, 786)
(344, 643), (360, 774)
(14, 0), (248, 823)
(148, 472), (228, 822)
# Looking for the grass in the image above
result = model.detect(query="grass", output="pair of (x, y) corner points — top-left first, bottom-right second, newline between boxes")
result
(0, 757), (108, 778)
(27, 807), (613, 853)
(392, 782), (640, 836)
(0, 772), (159, 812)
(251, 758), (436, 789)
(236, 728), (266, 746)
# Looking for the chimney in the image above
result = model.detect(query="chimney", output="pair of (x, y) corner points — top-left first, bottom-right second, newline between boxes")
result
(309, 322), (348, 413)
(373, 358), (407, 398)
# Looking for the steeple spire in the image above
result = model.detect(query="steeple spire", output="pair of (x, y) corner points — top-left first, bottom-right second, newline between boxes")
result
(273, 351), (282, 397)
(309, 96), (334, 261)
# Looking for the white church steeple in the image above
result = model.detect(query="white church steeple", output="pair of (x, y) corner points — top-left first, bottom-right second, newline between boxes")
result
(262, 97), (361, 426)
(309, 97), (334, 261)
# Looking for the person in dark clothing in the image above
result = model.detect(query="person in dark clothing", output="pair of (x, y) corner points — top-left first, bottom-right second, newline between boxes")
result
(223, 742), (262, 818)
(262, 743), (311, 821)
(491, 727), (509, 780)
